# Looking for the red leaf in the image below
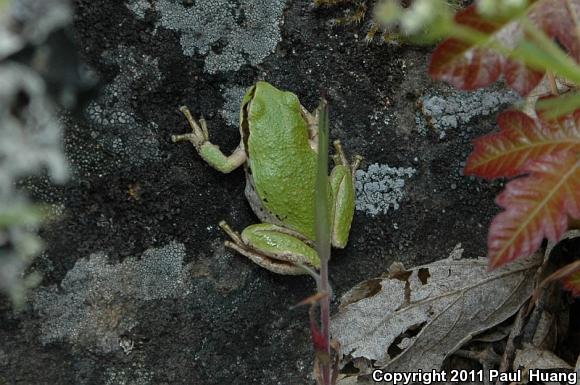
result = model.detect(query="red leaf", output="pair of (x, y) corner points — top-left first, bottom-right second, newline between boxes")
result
(530, 0), (580, 62)
(538, 105), (580, 134)
(430, 1), (580, 95)
(488, 151), (580, 268)
(465, 110), (580, 179)
(429, 5), (504, 90)
(503, 59), (545, 95)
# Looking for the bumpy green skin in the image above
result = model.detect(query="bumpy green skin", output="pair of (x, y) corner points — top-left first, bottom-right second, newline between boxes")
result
(243, 82), (319, 240)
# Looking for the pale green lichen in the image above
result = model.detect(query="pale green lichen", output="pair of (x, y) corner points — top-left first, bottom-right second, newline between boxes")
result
(355, 163), (416, 216)
(125, 0), (150, 18)
(416, 89), (519, 139)
(125, 0), (287, 73)
(220, 84), (247, 127)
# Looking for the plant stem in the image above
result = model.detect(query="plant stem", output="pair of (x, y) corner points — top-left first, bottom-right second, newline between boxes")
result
(315, 98), (332, 385)
(320, 262), (331, 384)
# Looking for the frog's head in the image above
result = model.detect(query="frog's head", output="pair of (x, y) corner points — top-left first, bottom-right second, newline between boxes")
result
(239, 81), (304, 145)
(243, 82), (301, 118)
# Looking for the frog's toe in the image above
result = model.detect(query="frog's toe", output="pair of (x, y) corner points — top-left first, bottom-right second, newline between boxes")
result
(172, 106), (209, 146)
(224, 240), (311, 275)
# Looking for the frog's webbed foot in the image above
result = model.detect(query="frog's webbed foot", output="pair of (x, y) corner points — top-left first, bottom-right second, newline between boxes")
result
(172, 106), (209, 149)
(172, 106), (246, 173)
(330, 140), (362, 248)
(219, 221), (319, 275)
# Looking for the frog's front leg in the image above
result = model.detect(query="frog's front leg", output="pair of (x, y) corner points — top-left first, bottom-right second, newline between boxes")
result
(330, 140), (362, 248)
(219, 221), (320, 275)
(172, 106), (246, 173)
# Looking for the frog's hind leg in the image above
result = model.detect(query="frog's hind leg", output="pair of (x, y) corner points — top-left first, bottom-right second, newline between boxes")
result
(172, 106), (246, 173)
(219, 221), (319, 275)
(330, 140), (362, 248)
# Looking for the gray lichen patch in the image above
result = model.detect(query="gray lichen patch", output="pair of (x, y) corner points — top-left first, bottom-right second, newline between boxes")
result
(220, 84), (247, 127)
(125, 0), (287, 73)
(417, 89), (519, 139)
(104, 364), (154, 385)
(355, 163), (416, 216)
(82, 46), (161, 172)
(31, 242), (190, 353)
(125, 0), (151, 19)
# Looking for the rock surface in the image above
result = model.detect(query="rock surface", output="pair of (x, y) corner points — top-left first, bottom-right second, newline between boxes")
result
(1, 0), (514, 384)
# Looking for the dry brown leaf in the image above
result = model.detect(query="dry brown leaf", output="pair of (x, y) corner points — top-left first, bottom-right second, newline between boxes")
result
(331, 252), (542, 375)
(514, 344), (572, 385)
(530, 307), (564, 351)
(470, 322), (512, 343)
(544, 229), (580, 262)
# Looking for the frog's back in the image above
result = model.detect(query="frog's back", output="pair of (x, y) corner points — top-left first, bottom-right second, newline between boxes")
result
(246, 82), (317, 239)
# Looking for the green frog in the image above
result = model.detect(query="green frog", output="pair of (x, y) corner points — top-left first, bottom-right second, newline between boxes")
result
(172, 81), (361, 274)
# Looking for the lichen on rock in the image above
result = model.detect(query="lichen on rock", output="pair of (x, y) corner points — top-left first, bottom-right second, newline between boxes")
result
(355, 163), (416, 216)
(417, 89), (519, 139)
(220, 84), (247, 127)
(125, 0), (288, 73)
(84, 45), (162, 170)
(31, 242), (191, 353)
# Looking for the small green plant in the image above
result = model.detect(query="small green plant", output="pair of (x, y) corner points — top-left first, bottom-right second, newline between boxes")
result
(301, 98), (336, 385)
(313, 99), (336, 385)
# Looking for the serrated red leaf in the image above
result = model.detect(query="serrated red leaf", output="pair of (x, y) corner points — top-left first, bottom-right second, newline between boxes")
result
(530, 0), (580, 62)
(429, 5), (504, 90)
(465, 110), (580, 179)
(488, 151), (580, 268)
(503, 59), (545, 95)
(538, 104), (580, 134)
(430, 0), (580, 95)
